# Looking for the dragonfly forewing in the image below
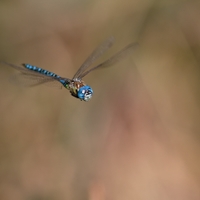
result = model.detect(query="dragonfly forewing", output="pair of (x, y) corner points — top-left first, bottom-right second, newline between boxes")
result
(78, 42), (138, 78)
(73, 36), (115, 79)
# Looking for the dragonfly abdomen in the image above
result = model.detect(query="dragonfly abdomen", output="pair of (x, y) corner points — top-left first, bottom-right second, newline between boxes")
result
(23, 64), (60, 78)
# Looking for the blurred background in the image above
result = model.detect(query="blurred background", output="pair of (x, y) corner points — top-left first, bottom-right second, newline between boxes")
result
(0, 0), (200, 199)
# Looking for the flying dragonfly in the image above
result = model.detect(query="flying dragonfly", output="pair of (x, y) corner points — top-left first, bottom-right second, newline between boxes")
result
(1, 37), (137, 101)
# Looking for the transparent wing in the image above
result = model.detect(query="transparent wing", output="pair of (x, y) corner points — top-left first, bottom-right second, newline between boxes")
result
(78, 42), (138, 79)
(1, 61), (67, 88)
(73, 36), (115, 79)
(9, 73), (63, 88)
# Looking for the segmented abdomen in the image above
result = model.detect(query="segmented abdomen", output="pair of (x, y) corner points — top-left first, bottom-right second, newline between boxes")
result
(23, 64), (60, 78)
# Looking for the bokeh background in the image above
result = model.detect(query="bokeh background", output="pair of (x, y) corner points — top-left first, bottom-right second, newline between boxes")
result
(0, 0), (200, 199)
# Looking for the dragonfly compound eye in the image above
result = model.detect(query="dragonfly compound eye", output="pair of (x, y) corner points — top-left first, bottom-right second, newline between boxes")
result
(78, 85), (93, 101)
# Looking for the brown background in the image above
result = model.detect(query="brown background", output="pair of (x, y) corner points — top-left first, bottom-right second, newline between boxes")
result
(0, 0), (200, 199)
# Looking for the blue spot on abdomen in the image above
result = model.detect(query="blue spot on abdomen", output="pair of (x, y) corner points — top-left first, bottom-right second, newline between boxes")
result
(23, 64), (60, 78)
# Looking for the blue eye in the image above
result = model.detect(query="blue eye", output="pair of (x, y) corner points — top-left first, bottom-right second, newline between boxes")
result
(78, 85), (93, 101)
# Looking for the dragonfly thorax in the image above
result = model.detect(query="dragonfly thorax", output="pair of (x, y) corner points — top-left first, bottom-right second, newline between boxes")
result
(69, 79), (93, 101)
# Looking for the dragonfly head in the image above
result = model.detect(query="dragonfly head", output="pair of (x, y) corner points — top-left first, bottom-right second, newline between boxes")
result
(78, 85), (93, 101)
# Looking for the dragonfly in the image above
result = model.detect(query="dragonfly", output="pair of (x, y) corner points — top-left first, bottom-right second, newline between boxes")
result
(1, 37), (137, 101)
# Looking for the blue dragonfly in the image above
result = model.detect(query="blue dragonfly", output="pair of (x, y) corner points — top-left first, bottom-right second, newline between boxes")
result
(1, 37), (137, 101)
